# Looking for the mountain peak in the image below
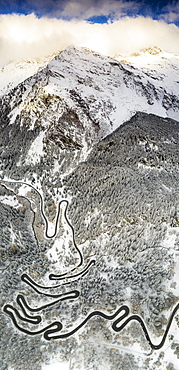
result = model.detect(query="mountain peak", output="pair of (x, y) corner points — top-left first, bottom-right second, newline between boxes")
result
(132, 46), (163, 56)
(0, 52), (59, 97)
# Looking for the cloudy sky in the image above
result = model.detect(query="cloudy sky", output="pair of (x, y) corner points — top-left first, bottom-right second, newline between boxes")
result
(0, 0), (179, 66)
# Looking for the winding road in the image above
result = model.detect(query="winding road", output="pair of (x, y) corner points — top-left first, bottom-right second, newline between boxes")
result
(1, 180), (95, 284)
(1, 180), (179, 351)
(3, 299), (179, 350)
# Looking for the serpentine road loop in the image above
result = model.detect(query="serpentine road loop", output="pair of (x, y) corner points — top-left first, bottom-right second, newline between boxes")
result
(21, 260), (95, 295)
(3, 301), (179, 350)
(1, 180), (179, 351)
(1, 180), (95, 282)
(3, 304), (62, 337)
(16, 293), (79, 312)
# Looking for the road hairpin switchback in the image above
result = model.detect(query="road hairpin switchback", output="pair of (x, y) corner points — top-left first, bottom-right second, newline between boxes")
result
(2, 181), (179, 352)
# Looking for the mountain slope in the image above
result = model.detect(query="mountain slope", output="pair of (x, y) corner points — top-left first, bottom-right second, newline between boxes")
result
(115, 46), (179, 97)
(1, 112), (179, 370)
(0, 53), (58, 97)
(0, 46), (178, 187)
(0, 47), (179, 370)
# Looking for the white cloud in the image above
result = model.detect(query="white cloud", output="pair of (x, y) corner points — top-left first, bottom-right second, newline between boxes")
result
(1, 0), (139, 19)
(0, 13), (179, 67)
(160, 2), (179, 23)
(59, 0), (139, 19)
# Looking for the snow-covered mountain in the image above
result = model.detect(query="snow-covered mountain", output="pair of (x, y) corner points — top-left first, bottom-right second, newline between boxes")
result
(0, 46), (179, 370)
(0, 46), (178, 178)
(0, 52), (60, 97)
(115, 46), (179, 96)
(1, 46), (179, 124)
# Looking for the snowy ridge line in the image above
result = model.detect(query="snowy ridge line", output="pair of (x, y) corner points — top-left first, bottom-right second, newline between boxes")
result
(1, 180), (95, 282)
(3, 299), (179, 350)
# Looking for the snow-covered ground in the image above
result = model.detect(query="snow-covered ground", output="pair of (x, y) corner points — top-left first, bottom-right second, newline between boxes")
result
(0, 52), (58, 97)
(1, 46), (179, 370)
(115, 46), (179, 96)
(1, 45), (178, 175)
(3, 179), (179, 370)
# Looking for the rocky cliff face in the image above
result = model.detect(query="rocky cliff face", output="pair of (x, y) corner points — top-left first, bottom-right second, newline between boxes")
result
(0, 47), (179, 370)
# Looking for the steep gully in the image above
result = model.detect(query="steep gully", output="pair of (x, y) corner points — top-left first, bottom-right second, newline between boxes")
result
(2, 181), (179, 350)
